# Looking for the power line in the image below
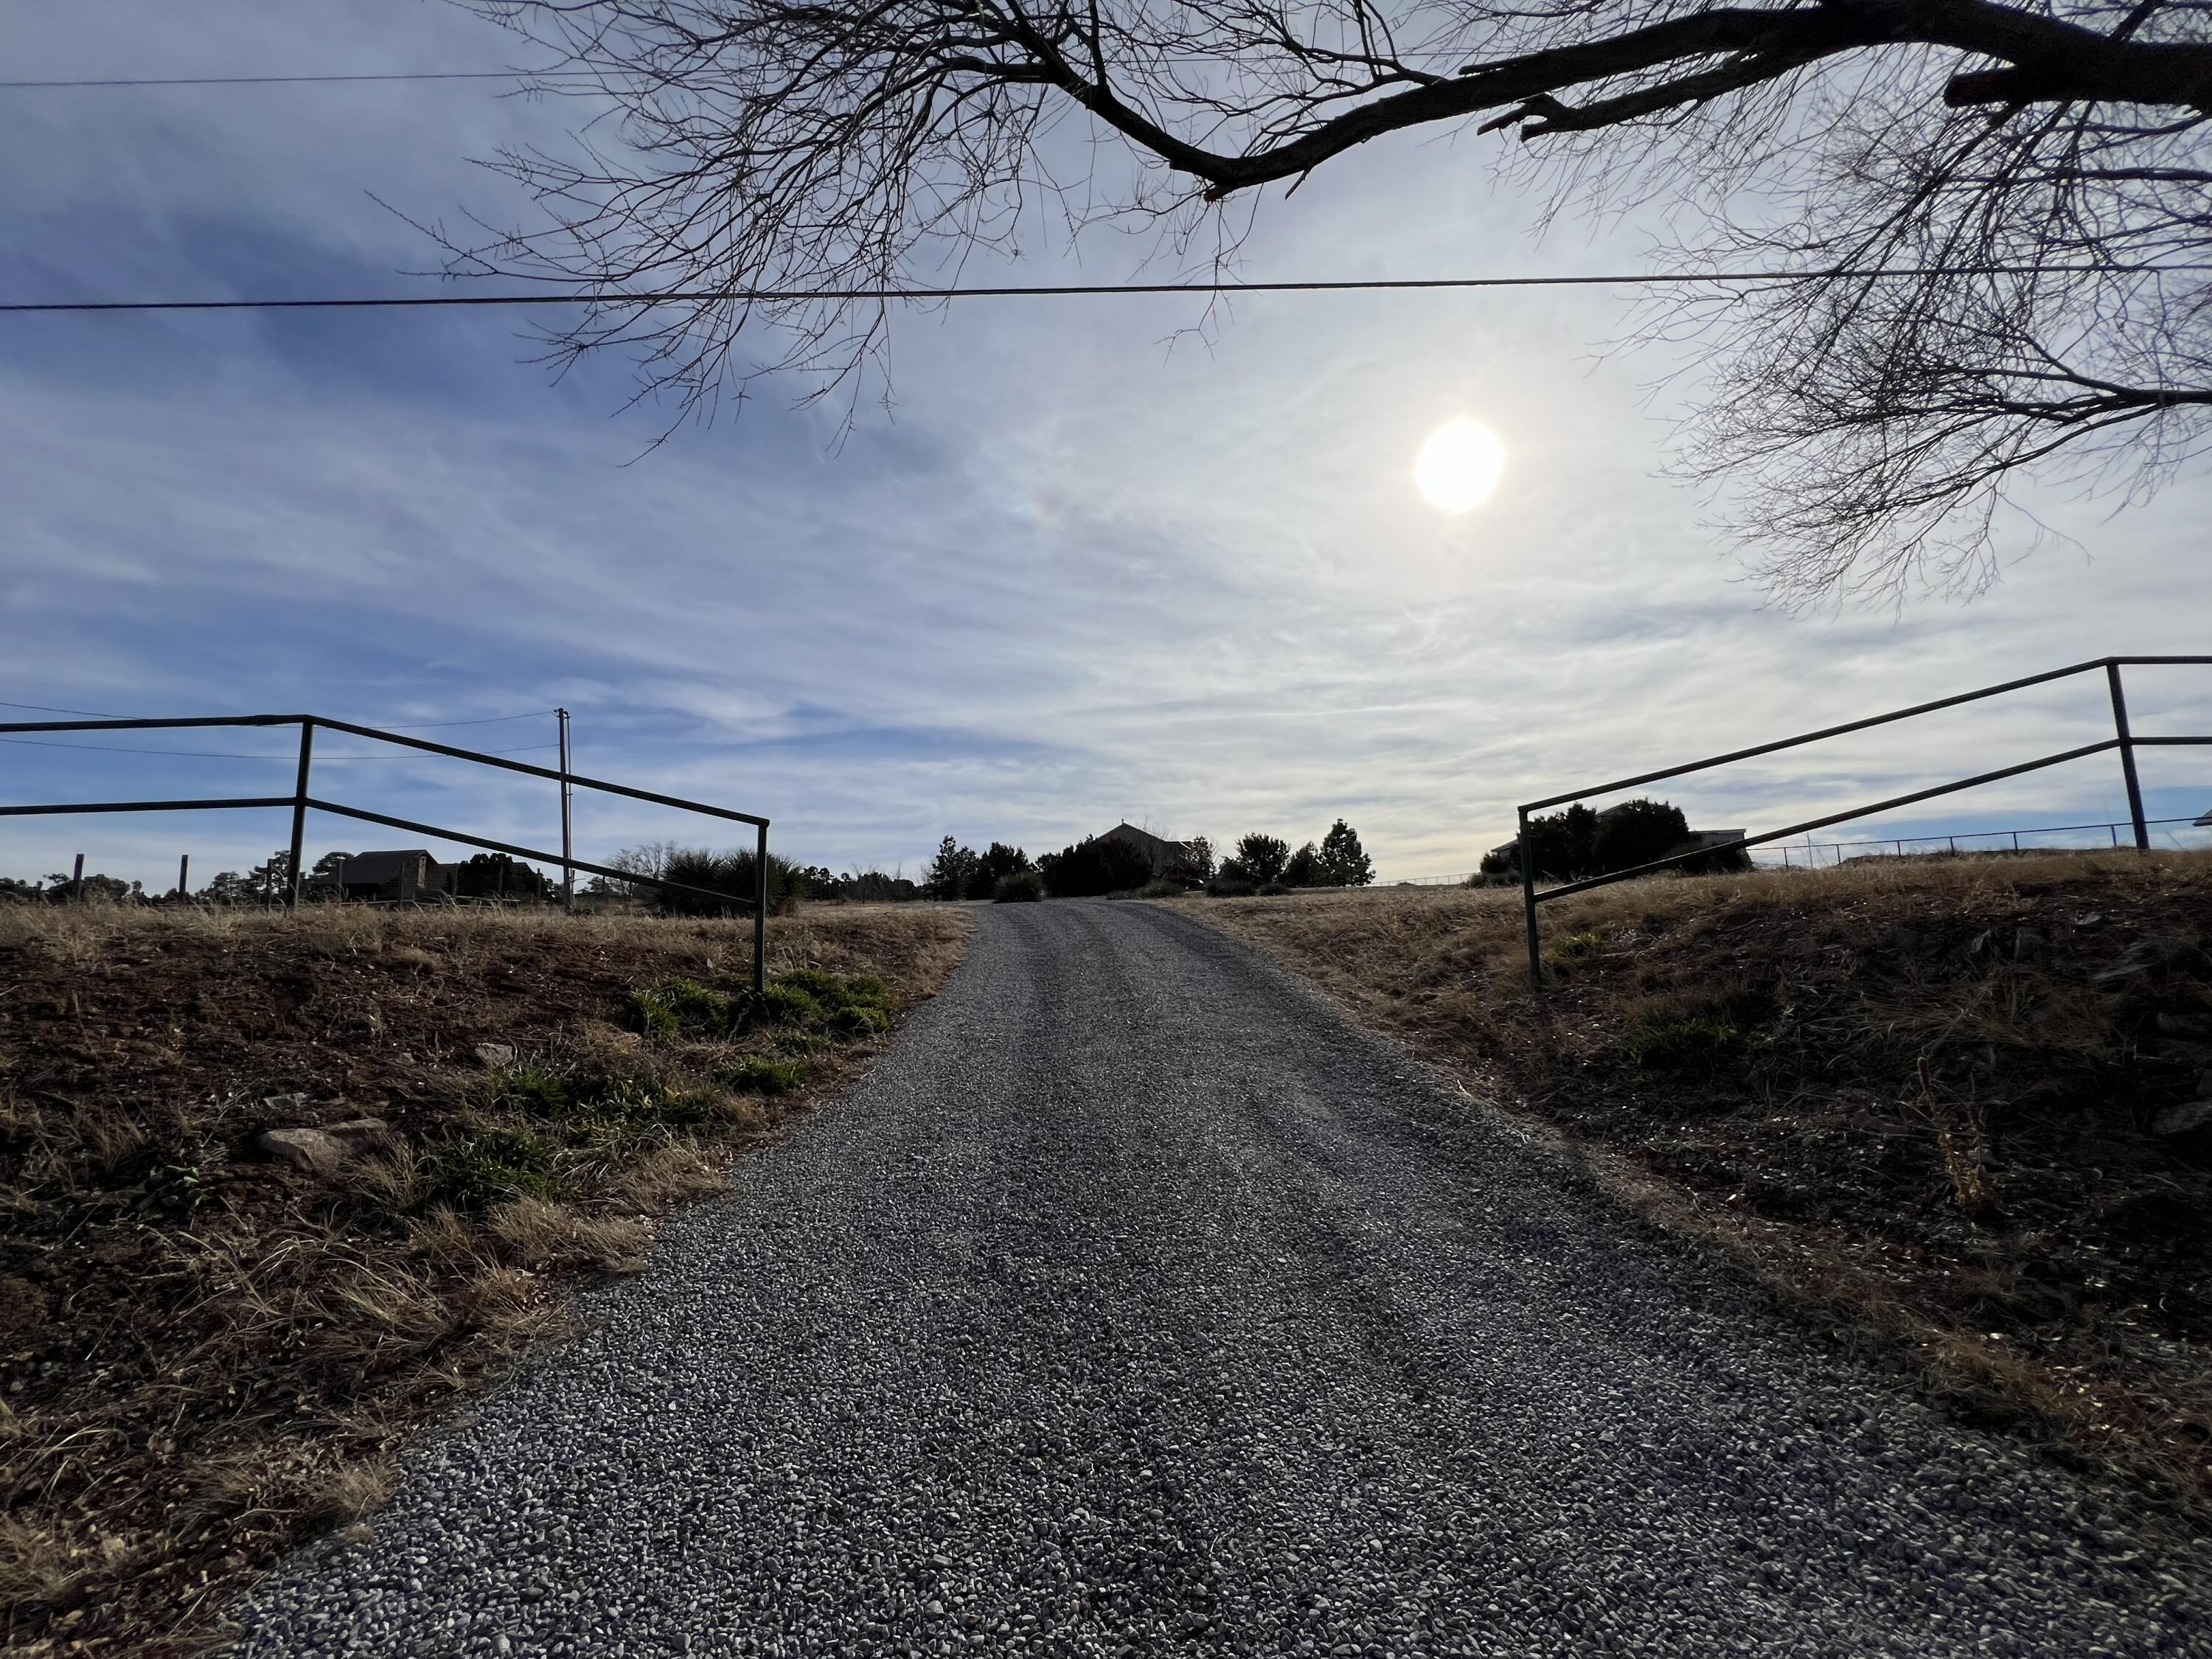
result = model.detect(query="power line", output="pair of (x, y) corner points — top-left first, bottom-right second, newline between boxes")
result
(383, 710), (562, 728)
(4, 264), (2205, 316)
(0, 698), (558, 728)
(0, 698), (125, 717)
(0, 736), (558, 760)
(0, 71), (582, 89)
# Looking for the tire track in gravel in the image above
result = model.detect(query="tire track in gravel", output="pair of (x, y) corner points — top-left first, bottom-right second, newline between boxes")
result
(234, 900), (2212, 1658)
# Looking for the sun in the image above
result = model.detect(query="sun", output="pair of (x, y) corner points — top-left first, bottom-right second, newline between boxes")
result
(1415, 419), (1505, 513)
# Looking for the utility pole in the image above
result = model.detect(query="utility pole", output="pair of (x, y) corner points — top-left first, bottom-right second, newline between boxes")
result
(557, 707), (575, 912)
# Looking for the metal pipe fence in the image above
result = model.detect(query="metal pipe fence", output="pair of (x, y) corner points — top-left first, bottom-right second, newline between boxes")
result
(1514, 655), (2212, 991)
(0, 712), (773, 992)
(1757, 815), (2210, 869)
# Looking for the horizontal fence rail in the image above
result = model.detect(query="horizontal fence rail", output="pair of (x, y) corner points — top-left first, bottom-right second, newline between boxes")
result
(1759, 814), (2209, 866)
(0, 712), (773, 992)
(1513, 655), (2212, 991)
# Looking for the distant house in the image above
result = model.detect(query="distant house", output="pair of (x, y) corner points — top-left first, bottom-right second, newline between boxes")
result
(339, 849), (450, 902)
(1098, 822), (1208, 886)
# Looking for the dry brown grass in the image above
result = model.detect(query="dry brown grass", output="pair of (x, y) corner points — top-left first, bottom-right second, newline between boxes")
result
(1186, 851), (2212, 1529)
(0, 899), (972, 1658)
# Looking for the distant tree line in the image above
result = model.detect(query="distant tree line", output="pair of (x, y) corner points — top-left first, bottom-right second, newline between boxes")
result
(922, 838), (1036, 901)
(1211, 821), (1373, 895)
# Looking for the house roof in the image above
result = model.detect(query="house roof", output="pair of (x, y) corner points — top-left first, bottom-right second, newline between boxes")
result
(1103, 822), (1199, 856)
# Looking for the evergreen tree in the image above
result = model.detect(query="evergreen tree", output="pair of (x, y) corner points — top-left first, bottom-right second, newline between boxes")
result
(925, 836), (982, 901)
(1232, 832), (1291, 886)
(1319, 820), (1374, 887)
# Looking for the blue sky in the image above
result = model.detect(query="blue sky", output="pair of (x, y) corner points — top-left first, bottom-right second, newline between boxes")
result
(3, 1), (2208, 890)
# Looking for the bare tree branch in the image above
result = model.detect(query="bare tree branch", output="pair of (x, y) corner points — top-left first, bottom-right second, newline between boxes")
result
(448, 1), (2212, 602)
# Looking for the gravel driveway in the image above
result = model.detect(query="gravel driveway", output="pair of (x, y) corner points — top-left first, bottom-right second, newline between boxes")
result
(235, 900), (2211, 1657)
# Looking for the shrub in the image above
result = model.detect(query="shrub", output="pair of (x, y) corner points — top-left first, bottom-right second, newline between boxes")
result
(973, 842), (1034, 899)
(1259, 881), (1293, 896)
(1206, 876), (1257, 898)
(1138, 877), (1183, 898)
(717, 1054), (810, 1095)
(1040, 835), (1155, 898)
(613, 844), (807, 917)
(993, 870), (1045, 902)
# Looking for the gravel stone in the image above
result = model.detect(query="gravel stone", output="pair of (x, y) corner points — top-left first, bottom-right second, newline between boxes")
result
(233, 902), (2212, 1655)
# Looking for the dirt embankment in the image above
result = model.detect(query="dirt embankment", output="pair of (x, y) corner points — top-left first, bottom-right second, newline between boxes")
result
(1187, 853), (2212, 1529)
(0, 900), (972, 1658)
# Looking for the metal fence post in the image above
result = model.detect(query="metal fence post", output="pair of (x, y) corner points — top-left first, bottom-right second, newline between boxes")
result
(72, 852), (84, 902)
(753, 821), (769, 995)
(1518, 806), (1541, 991)
(287, 719), (314, 906)
(2106, 659), (2151, 849)
(177, 852), (189, 898)
(557, 707), (574, 913)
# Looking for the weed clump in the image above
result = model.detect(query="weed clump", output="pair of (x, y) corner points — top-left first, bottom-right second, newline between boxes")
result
(620, 987), (681, 1037)
(623, 975), (741, 1038)
(1623, 1015), (1743, 1069)
(493, 1063), (571, 1116)
(417, 1125), (565, 1211)
(1543, 931), (1604, 973)
(758, 980), (826, 1028)
(764, 969), (894, 1036)
(717, 1055), (810, 1095)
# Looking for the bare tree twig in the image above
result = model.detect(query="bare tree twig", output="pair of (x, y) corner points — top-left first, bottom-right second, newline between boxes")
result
(448, 0), (2212, 603)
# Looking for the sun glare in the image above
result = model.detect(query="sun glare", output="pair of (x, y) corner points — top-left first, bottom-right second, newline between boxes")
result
(1415, 420), (1505, 514)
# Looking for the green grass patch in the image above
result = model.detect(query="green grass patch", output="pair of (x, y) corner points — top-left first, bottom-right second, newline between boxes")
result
(1543, 931), (1604, 973)
(757, 981), (826, 1028)
(717, 1054), (810, 1095)
(622, 975), (742, 1039)
(417, 1124), (565, 1211)
(1623, 1015), (1743, 1070)
(619, 987), (681, 1038)
(493, 1062), (571, 1116)
(757, 970), (894, 1036)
